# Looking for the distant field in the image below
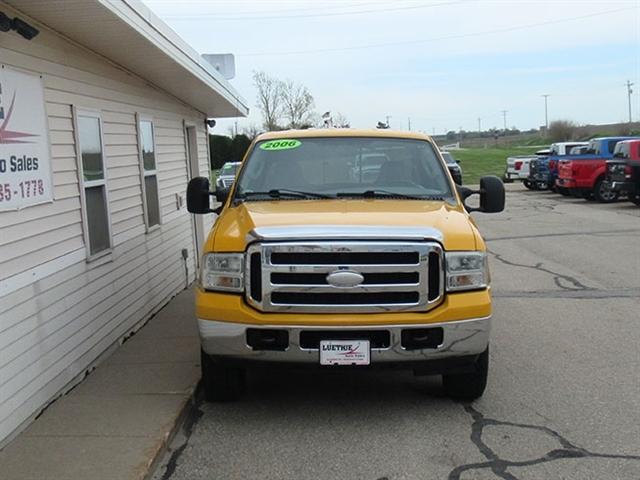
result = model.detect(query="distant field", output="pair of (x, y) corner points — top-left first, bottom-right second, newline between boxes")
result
(450, 147), (541, 185)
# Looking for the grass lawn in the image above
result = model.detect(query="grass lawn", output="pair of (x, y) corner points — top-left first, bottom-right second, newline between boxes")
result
(450, 146), (541, 185)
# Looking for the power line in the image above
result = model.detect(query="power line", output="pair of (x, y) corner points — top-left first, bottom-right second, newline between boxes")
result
(237, 6), (635, 56)
(163, 0), (467, 21)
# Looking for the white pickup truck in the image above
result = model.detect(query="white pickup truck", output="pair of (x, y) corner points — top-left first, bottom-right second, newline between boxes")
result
(504, 149), (550, 188)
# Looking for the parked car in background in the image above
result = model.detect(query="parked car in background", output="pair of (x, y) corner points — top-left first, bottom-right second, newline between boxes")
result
(528, 141), (588, 193)
(441, 151), (463, 185)
(504, 149), (550, 188)
(556, 137), (638, 202)
(604, 139), (640, 206)
(216, 161), (242, 189)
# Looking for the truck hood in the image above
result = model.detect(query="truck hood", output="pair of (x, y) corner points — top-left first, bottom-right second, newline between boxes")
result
(206, 199), (479, 252)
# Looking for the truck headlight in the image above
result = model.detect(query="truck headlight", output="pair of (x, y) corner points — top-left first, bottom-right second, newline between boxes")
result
(445, 251), (488, 292)
(201, 253), (244, 292)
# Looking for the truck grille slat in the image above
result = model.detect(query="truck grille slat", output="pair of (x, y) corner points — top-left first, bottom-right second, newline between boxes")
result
(272, 291), (420, 305)
(271, 251), (419, 265)
(246, 241), (443, 313)
(271, 272), (419, 285)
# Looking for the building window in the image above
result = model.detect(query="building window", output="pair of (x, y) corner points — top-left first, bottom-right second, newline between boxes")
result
(138, 117), (160, 228)
(76, 112), (112, 257)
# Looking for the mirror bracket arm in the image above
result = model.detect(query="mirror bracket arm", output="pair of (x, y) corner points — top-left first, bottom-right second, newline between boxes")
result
(458, 186), (483, 213)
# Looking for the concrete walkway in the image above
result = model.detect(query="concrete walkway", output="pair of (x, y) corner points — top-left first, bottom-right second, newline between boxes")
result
(0, 287), (200, 480)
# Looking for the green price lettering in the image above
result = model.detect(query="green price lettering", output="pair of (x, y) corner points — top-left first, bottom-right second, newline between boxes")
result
(259, 139), (302, 151)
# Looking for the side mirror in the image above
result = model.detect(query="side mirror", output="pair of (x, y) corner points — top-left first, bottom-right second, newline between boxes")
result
(458, 175), (505, 213)
(456, 159), (461, 164)
(187, 177), (213, 214)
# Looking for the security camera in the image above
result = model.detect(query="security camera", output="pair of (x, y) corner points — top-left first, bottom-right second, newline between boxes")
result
(0, 12), (39, 39)
(12, 17), (39, 40)
(0, 12), (12, 32)
(205, 119), (216, 129)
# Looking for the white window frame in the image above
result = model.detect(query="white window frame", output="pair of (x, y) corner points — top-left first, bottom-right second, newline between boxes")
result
(72, 106), (113, 261)
(136, 113), (161, 232)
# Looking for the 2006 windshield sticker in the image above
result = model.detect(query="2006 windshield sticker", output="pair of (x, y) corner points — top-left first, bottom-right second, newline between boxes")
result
(259, 139), (301, 151)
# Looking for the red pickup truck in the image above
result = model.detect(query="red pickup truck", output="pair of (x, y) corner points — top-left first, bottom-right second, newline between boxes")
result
(556, 136), (638, 202)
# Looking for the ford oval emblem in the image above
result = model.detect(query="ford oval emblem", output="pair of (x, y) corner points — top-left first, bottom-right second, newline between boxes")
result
(326, 270), (364, 288)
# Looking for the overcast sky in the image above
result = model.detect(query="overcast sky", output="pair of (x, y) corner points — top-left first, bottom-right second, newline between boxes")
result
(143, 0), (640, 135)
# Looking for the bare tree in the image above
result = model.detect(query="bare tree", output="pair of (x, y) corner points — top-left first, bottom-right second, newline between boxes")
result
(333, 112), (350, 128)
(548, 120), (577, 142)
(253, 71), (282, 131)
(242, 124), (262, 140)
(281, 79), (315, 129)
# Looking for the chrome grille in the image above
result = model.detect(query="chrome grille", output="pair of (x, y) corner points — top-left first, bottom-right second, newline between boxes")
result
(222, 178), (235, 188)
(246, 241), (443, 313)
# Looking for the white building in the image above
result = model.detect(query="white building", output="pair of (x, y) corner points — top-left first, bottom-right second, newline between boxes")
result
(0, 0), (247, 446)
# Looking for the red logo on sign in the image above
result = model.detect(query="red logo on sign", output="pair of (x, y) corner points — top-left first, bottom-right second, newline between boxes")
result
(0, 92), (38, 144)
(337, 345), (360, 356)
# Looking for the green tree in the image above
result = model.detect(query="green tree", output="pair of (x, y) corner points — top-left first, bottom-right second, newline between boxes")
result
(230, 134), (251, 162)
(209, 134), (232, 170)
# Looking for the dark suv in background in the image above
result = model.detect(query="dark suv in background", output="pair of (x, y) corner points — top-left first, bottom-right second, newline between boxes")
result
(441, 151), (462, 185)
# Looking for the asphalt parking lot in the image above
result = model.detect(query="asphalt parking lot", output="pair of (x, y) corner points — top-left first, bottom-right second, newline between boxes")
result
(153, 185), (640, 480)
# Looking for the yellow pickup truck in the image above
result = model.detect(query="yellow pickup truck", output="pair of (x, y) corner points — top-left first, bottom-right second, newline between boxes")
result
(187, 129), (504, 401)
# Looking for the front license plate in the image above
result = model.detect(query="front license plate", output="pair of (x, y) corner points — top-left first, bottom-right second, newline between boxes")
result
(319, 340), (370, 366)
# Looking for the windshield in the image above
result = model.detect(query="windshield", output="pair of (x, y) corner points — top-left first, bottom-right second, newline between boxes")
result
(234, 137), (454, 200)
(221, 163), (239, 175)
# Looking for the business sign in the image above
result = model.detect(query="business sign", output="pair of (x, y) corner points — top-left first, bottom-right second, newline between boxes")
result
(0, 67), (52, 210)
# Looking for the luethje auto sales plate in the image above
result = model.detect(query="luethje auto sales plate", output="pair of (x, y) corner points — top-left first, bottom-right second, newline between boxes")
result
(320, 340), (370, 366)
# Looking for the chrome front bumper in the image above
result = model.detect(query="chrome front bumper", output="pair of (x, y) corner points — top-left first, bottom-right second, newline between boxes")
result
(198, 316), (490, 363)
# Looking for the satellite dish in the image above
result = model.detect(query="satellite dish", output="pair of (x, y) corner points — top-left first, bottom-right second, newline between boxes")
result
(202, 54), (236, 80)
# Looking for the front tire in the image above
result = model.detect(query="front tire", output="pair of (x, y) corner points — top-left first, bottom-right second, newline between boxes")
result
(630, 193), (640, 206)
(201, 349), (245, 402)
(523, 180), (536, 190)
(443, 347), (489, 400)
(594, 178), (618, 203)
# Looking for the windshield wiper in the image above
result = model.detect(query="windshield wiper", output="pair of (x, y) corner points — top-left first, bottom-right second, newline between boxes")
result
(237, 189), (335, 200)
(336, 190), (444, 200)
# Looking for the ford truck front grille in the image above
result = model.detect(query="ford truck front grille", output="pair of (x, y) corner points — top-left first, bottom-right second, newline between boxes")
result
(246, 241), (443, 313)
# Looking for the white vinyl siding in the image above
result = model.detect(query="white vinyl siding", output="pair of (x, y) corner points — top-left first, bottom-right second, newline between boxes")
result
(0, 0), (216, 446)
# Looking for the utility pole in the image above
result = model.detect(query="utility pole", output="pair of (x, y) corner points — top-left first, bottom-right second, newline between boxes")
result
(501, 110), (508, 131)
(385, 115), (392, 128)
(477, 117), (481, 136)
(542, 94), (550, 129)
(626, 81), (634, 123)
(407, 117), (411, 131)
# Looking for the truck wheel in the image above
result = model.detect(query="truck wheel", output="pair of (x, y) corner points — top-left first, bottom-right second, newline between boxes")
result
(594, 179), (618, 203)
(201, 349), (245, 402)
(523, 180), (535, 190)
(443, 347), (489, 400)
(630, 193), (640, 206)
(558, 187), (570, 196)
